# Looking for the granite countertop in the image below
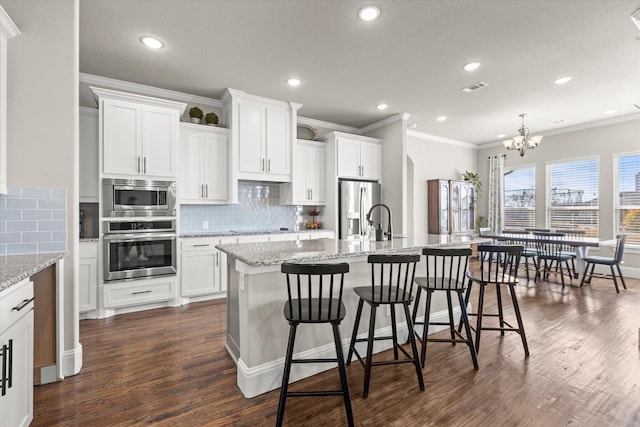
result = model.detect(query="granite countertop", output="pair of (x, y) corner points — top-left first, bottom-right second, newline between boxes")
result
(216, 234), (489, 267)
(181, 229), (333, 238)
(80, 238), (99, 242)
(0, 252), (66, 292)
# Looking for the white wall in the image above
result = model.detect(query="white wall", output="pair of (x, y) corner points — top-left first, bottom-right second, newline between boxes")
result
(406, 132), (477, 234)
(3, 0), (80, 370)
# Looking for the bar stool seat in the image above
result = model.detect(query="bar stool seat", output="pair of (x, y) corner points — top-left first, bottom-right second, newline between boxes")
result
(276, 262), (354, 427)
(347, 254), (424, 398)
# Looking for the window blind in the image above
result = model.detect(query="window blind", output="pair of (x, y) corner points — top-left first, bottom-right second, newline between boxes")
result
(504, 167), (535, 228)
(615, 153), (640, 244)
(547, 158), (599, 237)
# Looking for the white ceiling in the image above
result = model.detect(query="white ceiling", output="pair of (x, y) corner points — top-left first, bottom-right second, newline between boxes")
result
(79, 0), (640, 144)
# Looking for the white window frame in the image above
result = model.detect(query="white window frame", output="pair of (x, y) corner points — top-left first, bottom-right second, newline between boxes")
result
(545, 156), (600, 237)
(613, 150), (640, 248)
(503, 164), (536, 229)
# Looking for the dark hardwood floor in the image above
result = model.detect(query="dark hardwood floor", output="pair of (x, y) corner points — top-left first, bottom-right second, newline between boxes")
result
(33, 273), (640, 426)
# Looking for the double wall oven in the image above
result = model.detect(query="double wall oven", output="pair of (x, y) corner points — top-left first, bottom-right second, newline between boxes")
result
(102, 179), (177, 282)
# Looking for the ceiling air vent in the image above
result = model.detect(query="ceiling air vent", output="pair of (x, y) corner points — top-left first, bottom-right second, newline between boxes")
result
(461, 81), (488, 93)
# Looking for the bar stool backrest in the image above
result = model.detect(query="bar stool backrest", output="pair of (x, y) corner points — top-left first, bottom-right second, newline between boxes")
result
(281, 263), (350, 323)
(367, 254), (420, 302)
(422, 248), (471, 290)
(476, 245), (522, 284)
(614, 234), (626, 263)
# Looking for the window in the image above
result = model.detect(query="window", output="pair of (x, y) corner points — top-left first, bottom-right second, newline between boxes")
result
(547, 158), (599, 237)
(615, 153), (640, 245)
(504, 166), (535, 228)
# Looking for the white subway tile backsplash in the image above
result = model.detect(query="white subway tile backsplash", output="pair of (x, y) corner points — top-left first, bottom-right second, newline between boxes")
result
(0, 186), (67, 255)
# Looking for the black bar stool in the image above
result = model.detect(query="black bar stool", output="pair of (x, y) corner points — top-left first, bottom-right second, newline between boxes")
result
(346, 254), (424, 398)
(276, 262), (354, 427)
(411, 248), (478, 369)
(462, 245), (529, 356)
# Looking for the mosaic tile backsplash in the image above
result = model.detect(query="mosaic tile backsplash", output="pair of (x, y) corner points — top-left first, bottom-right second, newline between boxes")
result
(0, 186), (67, 255)
(181, 182), (314, 233)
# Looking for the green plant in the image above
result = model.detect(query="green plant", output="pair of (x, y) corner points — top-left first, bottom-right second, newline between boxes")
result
(462, 170), (482, 198)
(189, 106), (203, 119)
(475, 215), (487, 233)
(204, 112), (219, 125)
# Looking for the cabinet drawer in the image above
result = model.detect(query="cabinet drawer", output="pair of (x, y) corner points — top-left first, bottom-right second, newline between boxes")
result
(80, 241), (98, 258)
(103, 277), (175, 309)
(181, 237), (220, 252)
(0, 279), (34, 334)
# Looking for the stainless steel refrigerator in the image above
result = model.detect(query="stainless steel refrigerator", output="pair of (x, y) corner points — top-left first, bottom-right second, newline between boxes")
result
(339, 180), (382, 239)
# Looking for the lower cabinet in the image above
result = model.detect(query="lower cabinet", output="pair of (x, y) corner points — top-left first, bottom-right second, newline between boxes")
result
(102, 276), (176, 309)
(0, 279), (34, 427)
(181, 237), (225, 297)
(79, 241), (98, 313)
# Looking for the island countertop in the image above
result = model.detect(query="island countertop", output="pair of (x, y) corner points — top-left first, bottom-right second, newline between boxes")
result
(217, 233), (487, 267)
(0, 252), (66, 292)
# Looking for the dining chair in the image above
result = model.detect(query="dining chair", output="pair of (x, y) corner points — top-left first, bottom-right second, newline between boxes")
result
(533, 232), (576, 287)
(462, 245), (529, 356)
(347, 254), (424, 398)
(502, 229), (538, 281)
(579, 234), (627, 293)
(411, 248), (478, 369)
(277, 262), (354, 427)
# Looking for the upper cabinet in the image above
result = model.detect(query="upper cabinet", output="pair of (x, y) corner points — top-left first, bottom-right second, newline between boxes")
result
(179, 123), (229, 204)
(319, 132), (382, 182)
(222, 89), (301, 183)
(79, 107), (99, 202)
(91, 87), (186, 179)
(280, 139), (326, 205)
(0, 7), (20, 195)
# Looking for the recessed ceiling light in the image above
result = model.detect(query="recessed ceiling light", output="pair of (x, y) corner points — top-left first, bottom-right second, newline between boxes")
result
(436, 116), (447, 122)
(358, 5), (381, 21)
(463, 61), (482, 71)
(140, 36), (163, 49)
(553, 76), (573, 85)
(376, 103), (388, 110)
(286, 78), (301, 87)
(497, 134), (506, 138)
(603, 109), (617, 115)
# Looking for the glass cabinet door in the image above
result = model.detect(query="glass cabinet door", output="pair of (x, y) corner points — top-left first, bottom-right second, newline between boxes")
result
(451, 183), (460, 232)
(440, 181), (449, 233)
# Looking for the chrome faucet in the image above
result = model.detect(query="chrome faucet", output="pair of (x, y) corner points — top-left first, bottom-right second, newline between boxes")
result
(366, 203), (393, 241)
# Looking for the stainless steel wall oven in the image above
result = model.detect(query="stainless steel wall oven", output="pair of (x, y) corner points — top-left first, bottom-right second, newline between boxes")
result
(103, 178), (176, 217)
(103, 219), (177, 282)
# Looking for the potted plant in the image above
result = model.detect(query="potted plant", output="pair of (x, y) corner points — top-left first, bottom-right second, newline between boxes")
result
(189, 106), (203, 124)
(462, 170), (482, 197)
(204, 112), (219, 126)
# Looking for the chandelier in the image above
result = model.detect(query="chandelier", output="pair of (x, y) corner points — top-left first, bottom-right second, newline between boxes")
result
(502, 113), (543, 157)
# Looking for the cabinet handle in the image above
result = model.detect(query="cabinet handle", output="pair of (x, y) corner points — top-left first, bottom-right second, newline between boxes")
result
(310, 189), (313, 200)
(131, 290), (152, 295)
(12, 297), (34, 312)
(143, 156), (147, 174)
(205, 184), (208, 198)
(267, 159), (271, 172)
(192, 244), (210, 247)
(215, 252), (219, 267)
(6, 339), (12, 389)
(1, 342), (7, 396)
(261, 158), (265, 171)
(201, 184), (204, 198)
(137, 156), (141, 174)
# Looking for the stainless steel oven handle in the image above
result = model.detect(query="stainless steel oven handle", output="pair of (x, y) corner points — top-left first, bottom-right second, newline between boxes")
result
(104, 232), (177, 241)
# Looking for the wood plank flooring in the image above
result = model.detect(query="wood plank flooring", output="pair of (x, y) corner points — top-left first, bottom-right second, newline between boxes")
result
(32, 273), (640, 426)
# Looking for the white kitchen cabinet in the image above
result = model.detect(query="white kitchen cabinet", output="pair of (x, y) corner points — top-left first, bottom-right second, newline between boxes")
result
(79, 241), (98, 313)
(91, 87), (186, 179)
(337, 137), (381, 181)
(179, 123), (228, 204)
(181, 237), (224, 297)
(79, 107), (99, 202)
(0, 278), (34, 427)
(280, 140), (326, 205)
(237, 97), (296, 182)
(102, 275), (177, 309)
(0, 7), (20, 195)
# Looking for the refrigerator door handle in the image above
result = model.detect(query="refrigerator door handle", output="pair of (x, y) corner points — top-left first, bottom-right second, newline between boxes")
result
(359, 186), (365, 237)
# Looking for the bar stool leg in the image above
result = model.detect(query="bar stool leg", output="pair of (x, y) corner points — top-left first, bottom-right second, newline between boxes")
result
(411, 287), (423, 340)
(332, 323), (355, 427)
(457, 291), (478, 369)
(474, 284), (486, 354)
(458, 280), (473, 334)
(403, 303), (425, 391)
(446, 292), (456, 345)
(495, 283), (505, 336)
(390, 305), (399, 360)
(347, 299), (364, 365)
(276, 323), (298, 427)
(363, 304), (377, 398)
(508, 284), (529, 357)
(420, 290), (433, 367)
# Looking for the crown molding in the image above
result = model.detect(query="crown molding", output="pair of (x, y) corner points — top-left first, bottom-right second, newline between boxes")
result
(80, 73), (223, 108)
(407, 129), (477, 149)
(359, 113), (410, 134)
(0, 6), (20, 39)
(79, 105), (98, 117)
(296, 116), (359, 134)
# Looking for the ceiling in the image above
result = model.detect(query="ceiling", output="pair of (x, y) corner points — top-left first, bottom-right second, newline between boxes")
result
(79, 0), (640, 144)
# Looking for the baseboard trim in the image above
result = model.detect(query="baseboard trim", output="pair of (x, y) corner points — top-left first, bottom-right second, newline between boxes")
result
(62, 343), (83, 377)
(236, 307), (460, 398)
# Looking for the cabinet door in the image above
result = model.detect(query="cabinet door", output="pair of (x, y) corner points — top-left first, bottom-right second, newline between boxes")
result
(308, 144), (326, 204)
(203, 132), (228, 201)
(0, 313), (34, 427)
(360, 142), (382, 181)
(78, 256), (97, 313)
(291, 143), (309, 203)
(141, 106), (177, 177)
(238, 101), (266, 174)
(265, 106), (290, 176)
(79, 109), (99, 201)
(181, 250), (220, 297)
(180, 131), (205, 202)
(337, 138), (361, 178)
(450, 182), (461, 233)
(440, 181), (449, 233)
(102, 99), (141, 176)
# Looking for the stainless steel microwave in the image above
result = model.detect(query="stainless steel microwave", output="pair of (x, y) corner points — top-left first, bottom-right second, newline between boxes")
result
(103, 178), (176, 217)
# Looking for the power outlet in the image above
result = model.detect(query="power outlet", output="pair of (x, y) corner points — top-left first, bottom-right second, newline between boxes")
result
(202, 220), (209, 230)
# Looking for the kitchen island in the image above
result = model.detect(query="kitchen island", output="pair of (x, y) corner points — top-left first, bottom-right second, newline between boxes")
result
(217, 233), (488, 398)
